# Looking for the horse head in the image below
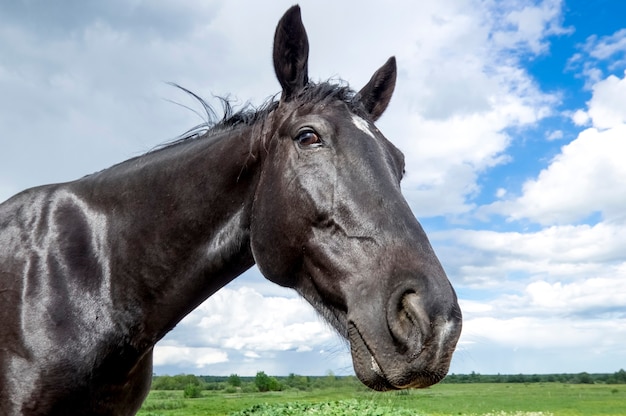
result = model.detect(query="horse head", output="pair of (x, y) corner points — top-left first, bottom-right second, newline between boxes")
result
(250, 5), (462, 390)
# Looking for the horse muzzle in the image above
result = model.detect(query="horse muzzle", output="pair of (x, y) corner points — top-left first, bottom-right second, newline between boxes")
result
(347, 282), (462, 391)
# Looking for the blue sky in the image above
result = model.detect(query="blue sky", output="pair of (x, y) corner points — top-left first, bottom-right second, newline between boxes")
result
(1, 0), (625, 377)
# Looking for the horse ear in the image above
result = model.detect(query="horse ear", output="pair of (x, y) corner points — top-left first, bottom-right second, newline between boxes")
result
(273, 5), (309, 101)
(357, 57), (397, 121)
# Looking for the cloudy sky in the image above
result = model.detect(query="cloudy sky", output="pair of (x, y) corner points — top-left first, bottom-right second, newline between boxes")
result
(1, 0), (625, 377)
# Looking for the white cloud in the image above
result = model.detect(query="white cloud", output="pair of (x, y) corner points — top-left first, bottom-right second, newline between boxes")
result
(462, 316), (625, 351)
(383, 1), (562, 217)
(436, 222), (626, 287)
(522, 278), (626, 315)
(545, 129), (563, 140)
(481, 54), (626, 227)
(484, 118), (626, 225)
(567, 28), (626, 90)
(167, 287), (337, 353)
(586, 71), (626, 129)
(154, 286), (349, 374)
(570, 109), (590, 126)
(453, 272), (626, 374)
(489, 0), (572, 55)
(582, 28), (626, 64)
(436, 220), (626, 370)
(494, 273), (626, 319)
(153, 345), (228, 369)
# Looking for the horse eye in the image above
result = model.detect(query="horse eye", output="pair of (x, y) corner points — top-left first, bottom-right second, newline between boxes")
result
(295, 130), (322, 147)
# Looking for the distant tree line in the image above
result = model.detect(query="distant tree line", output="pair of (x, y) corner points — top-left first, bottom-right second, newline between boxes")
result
(151, 371), (360, 392)
(441, 369), (626, 385)
(150, 369), (626, 392)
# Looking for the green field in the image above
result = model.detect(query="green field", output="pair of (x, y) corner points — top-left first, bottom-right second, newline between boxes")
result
(137, 383), (625, 416)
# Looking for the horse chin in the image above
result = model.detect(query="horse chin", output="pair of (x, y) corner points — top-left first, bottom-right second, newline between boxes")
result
(348, 324), (395, 391)
(348, 322), (447, 391)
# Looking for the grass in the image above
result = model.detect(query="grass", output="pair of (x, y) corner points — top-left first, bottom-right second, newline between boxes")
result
(137, 383), (626, 416)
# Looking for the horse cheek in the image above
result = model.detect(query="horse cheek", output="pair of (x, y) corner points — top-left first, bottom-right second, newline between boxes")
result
(251, 154), (334, 288)
(250, 169), (303, 288)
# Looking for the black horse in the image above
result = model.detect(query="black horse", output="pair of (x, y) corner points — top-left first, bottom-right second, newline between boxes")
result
(0, 6), (461, 415)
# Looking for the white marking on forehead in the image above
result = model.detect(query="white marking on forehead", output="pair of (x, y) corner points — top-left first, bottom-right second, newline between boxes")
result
(351, 114), (376, 139)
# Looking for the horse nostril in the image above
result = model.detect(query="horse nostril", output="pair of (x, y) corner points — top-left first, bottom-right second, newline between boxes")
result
(402, 292), (432, 338)
(389, 291), (432, 354)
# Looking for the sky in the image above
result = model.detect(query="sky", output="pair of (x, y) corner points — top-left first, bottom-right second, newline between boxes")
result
(1, 0), (625, 377)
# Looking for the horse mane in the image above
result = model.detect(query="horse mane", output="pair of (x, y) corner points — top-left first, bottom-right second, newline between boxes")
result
(156, 80), (365, 152)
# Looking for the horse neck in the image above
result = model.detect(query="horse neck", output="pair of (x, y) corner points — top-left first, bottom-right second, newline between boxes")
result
(73, 125), (263, 344)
